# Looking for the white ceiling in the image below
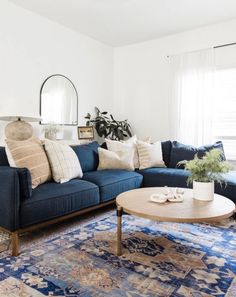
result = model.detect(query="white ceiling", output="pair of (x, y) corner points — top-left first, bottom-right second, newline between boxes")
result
(9, 0), (236, 47)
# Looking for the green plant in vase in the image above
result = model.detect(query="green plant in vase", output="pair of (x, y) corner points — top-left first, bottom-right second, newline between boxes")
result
(178, 149), (231, 201)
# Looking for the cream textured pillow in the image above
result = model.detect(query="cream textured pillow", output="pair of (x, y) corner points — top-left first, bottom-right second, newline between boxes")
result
(5, 138), (51, 188)
(106, 135), (151, 169)
(44, 140), (83, 183)
(105, 138), (137, 167)
(98, 148), (134, 171)
(137, 140), (165, 170)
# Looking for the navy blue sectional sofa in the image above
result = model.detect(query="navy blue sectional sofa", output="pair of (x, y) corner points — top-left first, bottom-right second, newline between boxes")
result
(138, 140), (236, 203)
(0, 140), (235, 256)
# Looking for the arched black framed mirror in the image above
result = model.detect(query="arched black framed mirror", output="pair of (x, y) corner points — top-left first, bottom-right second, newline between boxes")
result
(40, 74), (78, 125)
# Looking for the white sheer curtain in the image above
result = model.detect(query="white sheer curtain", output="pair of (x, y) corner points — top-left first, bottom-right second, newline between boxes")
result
(169, 48), (215, 146)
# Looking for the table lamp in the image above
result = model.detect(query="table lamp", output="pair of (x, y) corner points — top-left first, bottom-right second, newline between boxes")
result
(0, 116), (41, 141)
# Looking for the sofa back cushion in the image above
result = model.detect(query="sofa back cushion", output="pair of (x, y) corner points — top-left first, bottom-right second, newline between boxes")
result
(161, 141), (172, 167)
(71, 141), (100, 172)
(0, 147), (9, 166)
(169, 141), (226, 168)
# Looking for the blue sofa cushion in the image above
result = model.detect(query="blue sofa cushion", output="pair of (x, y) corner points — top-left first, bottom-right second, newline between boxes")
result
(20, 179), (99, 227)
(169, 141), (225, 168)
(0, 147), (9, 166)
(83, 170), (143, 202)
(161, 141), (172, 167)
(139, 167), (236, 203)
(138, 167), (190, 188)
(202, 141), (225, 159)
(71, 141), (100, 172)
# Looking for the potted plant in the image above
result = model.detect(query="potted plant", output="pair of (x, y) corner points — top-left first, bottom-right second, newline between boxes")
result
(85, 107), (132, 141)
(179, 149), (231, 201)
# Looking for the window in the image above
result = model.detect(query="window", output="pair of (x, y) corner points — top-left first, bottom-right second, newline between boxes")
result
(170, 46), (236, 161)
(213, 67), (236, 160)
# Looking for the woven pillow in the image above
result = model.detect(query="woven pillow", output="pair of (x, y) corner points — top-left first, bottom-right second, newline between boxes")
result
(5, 138), (51, 188)
(137, 140), (166, 170)
(44, 140), (83, 183)
(98, 148), (134, 171)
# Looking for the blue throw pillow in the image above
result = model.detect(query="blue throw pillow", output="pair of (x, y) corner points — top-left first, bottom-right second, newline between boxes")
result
(198, 141), (226, 160)
(71, 141), (100, 172)
(169, 141), (226, 168)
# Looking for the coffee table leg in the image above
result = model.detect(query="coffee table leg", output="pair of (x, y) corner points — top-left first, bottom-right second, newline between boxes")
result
(117, 206), (123, 256)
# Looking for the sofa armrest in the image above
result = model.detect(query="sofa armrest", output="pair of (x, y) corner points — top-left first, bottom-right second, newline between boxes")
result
(15, 167), (32, 199)
(0, 167), (21, 232)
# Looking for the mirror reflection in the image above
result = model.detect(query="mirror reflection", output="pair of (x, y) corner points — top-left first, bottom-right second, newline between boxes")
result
(40, 74), (78, 125)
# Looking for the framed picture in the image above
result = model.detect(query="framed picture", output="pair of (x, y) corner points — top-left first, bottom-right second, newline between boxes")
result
(78, 126), (94, 140)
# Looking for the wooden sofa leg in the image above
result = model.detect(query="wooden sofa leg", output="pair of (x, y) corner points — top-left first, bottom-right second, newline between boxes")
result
(11, 232), (19, 256)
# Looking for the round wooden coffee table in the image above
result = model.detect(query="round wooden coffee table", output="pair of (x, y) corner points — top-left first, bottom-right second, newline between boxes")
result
(116, 187), (235, 255)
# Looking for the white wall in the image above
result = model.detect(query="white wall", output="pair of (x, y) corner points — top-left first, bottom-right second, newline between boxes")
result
(2, 1), (236, 146)
(114, 19), (236, 141)
(0, 0), (113, 145)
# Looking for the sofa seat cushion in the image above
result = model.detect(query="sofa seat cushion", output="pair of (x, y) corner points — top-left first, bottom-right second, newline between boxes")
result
(161, 141), (172, 167)
(83, 170), (143, 202)
(139, 168), (236, 203)
(138, 167), (190, 188)
(20, 179), (99, 227)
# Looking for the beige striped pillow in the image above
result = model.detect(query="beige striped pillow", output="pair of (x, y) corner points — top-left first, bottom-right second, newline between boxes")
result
(5, 138), (51, 188)
(137, 140), (166, 170)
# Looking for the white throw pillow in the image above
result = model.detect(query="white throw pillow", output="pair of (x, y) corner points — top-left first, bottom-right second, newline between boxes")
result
(106, 135), (151, 169)
(44, 139), (83, 183)
(122, 135), (139, 168)
(98, 147), (134, 171)
(105, 138), (137, 167)
(137, 140), (165, 170)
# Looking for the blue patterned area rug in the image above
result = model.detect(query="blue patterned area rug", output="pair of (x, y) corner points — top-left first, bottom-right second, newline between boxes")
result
(0, 215), (236, 297)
